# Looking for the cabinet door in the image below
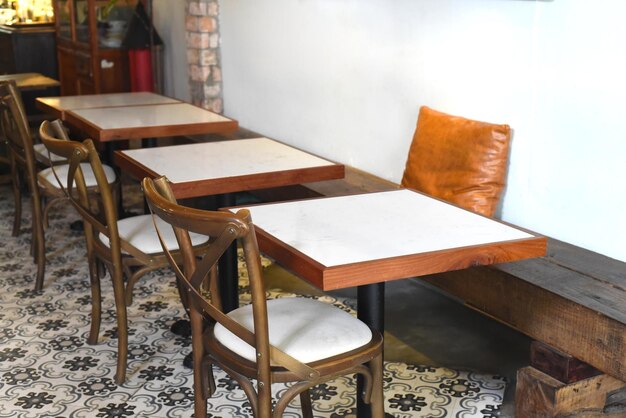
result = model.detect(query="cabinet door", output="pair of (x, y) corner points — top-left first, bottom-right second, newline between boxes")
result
(57, 47), (78, 95)
(56, 0), (72, 41)
(77, 77), (96, 95)
(98, 50), (129, 93)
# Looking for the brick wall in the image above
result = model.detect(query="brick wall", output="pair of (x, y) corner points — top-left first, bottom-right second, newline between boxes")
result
(185, 0), (222, 113)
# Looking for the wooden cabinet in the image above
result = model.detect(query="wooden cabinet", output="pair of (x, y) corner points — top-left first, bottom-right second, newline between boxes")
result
(52, 0), (136, 95)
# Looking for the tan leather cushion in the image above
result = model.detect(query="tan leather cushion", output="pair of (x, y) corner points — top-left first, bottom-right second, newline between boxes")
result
(401, 106), (511, 217)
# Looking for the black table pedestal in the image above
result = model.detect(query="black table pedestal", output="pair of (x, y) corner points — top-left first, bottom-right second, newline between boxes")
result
(357, 282), (385, 418)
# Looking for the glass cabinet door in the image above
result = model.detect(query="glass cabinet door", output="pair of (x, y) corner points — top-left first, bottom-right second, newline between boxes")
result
(57, 0), (72, 39)
(74, 0), (90, 44)
(96, 0), (136, 49)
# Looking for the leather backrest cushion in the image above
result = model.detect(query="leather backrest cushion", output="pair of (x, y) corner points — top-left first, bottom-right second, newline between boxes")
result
(401, 106), (511, 217)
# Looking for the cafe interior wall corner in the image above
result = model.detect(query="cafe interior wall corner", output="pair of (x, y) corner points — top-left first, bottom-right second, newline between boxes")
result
(151, 0), (191, 102)
(152, 0), (222, 110)
(218, 0), (626, 263)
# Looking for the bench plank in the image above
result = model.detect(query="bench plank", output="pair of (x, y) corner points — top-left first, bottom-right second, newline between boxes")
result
(545, 239), (626, 287)
(424, 263), (626, 382)
(498, 256), (626, 324)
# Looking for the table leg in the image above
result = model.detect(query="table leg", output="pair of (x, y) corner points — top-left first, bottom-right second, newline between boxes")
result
(102, 141), (128, 218)
(217, 192), (239, 313)
(357, 282), (385, 418)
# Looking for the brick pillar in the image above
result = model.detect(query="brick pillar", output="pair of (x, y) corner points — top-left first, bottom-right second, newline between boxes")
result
(185, 0), (222, 113)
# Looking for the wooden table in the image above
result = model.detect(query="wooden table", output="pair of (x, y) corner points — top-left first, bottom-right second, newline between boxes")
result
(115, 137), (345, 312)
(35, 92), (181, 120)
(35, 93), (238, 141)
(115, 137), (345, 199)
(36, 92), (238, 162)
(0, 72), (59, 91)
(66, 102), (239, 143)
(239, 189), (546, 417)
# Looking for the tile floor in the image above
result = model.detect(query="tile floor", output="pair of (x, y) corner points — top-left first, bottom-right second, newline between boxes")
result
(0, 181), (529, 417)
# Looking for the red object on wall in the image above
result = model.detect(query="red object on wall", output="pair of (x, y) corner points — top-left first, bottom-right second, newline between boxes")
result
(128, 49), (153, 92)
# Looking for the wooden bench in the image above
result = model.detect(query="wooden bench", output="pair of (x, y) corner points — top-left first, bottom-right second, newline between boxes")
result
(252, 165), (626, 417)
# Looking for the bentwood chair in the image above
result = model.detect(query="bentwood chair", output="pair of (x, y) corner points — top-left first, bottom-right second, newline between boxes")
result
(401, 106), (511, 217)
(39, 121), (211, 384)
(0, 81), (117, 291)
(142, 176), (385, 418)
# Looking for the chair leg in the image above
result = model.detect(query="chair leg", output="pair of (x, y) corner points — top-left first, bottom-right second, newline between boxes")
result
(31, 195), (45, 291)
(299, 389), (314, 418)
(191, 311), (208, 418)
(87, 256), (102, 345)
(110, 265), (128, 384)
(10, 162), (21, 237)
(258, 382), (273, 418)
(368, 354), (385, 418)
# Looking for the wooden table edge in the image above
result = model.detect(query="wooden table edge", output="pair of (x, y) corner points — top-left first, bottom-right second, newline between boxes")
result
(36, 97), (64, 120)
(169, 164), (345, 199)
(65, 111), (239, 142)
(114, 150), (160, 180)
(253, 227), (546, 292)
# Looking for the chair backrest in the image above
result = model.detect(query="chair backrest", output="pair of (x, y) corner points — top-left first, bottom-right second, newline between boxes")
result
(0, 81), (38, 191)
(38, 120), (129, 264)
(142, 176), (320, 381)
(401, 106), (511, 217)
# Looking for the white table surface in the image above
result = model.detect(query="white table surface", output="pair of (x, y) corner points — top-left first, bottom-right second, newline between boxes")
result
(120, 137), (336, 183)
(69, 102), (231, 130)
(37, 92), (180, 111)
(243, 189), (535, 268)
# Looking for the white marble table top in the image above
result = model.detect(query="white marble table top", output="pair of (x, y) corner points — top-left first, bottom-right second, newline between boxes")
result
(243, 189), (536, 268)
(37, 92), (180, 113)
(68, 102), (231, 130)
(120, 137), (336, 183)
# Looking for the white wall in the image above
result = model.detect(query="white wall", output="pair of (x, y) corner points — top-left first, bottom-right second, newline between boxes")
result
(218, 0), (626, 263)
(152, 0), (190, 101)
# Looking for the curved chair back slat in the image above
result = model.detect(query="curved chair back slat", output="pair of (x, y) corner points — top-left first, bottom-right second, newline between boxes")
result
(39, 121), (111, 231)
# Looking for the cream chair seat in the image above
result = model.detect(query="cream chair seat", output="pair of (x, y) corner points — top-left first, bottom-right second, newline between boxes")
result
(38, 162), (117, 189)
(33, 143), (66, 164)
(215, 297), (373, 363)
(98, 214), (210, 254)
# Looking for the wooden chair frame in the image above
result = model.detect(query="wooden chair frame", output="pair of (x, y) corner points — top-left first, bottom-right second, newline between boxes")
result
(143, 176), (385, 418)
(39, 121), (209, 384)
(0, 81), (69, 290)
